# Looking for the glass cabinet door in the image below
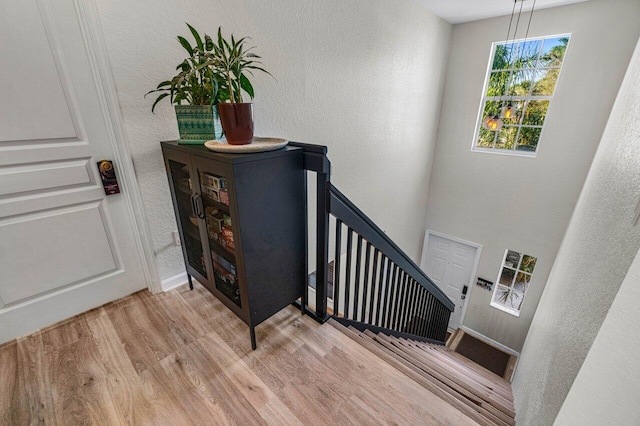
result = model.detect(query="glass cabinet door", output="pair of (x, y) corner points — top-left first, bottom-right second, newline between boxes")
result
(167, 159), (208, 280)
(196, 167), (241, 308)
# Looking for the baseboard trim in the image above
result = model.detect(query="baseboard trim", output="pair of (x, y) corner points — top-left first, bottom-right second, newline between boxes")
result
(460, 326), (520, 357)
(161, 272), (188, 292)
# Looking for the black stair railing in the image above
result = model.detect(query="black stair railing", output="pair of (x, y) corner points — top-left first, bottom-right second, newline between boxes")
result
(328, 185), (454, 344)
(290, 142), (454, 345)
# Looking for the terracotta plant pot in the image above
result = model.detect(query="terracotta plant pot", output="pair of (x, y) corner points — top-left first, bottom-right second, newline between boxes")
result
(218, 102), (254, 145)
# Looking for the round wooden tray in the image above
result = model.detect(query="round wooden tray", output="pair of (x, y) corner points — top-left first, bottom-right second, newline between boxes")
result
(204, 137), (288, 153)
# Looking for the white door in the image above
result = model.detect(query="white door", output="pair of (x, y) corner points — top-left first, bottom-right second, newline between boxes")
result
(421, 232), (480, 329)
(0, 0), (148, 343)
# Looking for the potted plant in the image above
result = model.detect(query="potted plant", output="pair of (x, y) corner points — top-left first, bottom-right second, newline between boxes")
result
(146, 23), (224, 144)
(197, 28), (271, 145)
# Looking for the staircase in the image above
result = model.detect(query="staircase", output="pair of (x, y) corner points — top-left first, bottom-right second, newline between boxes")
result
(292, 142), (515, 423)
(329, 319), (516, 426)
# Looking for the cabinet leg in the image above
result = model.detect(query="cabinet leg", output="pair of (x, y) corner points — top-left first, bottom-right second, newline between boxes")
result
(187, 274), (194, 291)
(250, 327), (257, 350)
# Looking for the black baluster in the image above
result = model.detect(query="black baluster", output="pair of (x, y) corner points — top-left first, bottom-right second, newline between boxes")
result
(361, 242), (372, 323)
(353, 235), (363, 321)
(442, 304), (449, 342)
(429, 294), (438, 339)
(417, 287), (428, 337)
(434, 303), (442, 341)
(333, 219), (342, 317)
(383, 264), (397, 328)
(387, 264), (402, 330)
(433, 298), (441, 340)
(423, 294), (434, 338)
(368, 248), (380, 324)
(406, 280), (419, 334)
(376, 256), (389, 326)
(394, 272), (408, 331)
(412, 284), (425, 336)
(390, 268), (403, 331)
(400, 275), (413, 332)
(344, 228), (353, 319)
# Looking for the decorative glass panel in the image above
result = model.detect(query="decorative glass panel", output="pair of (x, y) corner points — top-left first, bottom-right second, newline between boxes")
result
(514, 40), (541, 68)
(499, 267), (516, 286)
(517, 127), (542, 151)
(514, 272), (532, 292)
(496, 126), (518, 150)
(492, 42), (517, 70)
(520, 255), (537, 273)
(539, 37), (569, 67)
(487, 72), (510, 96)
(532, 68), (560, 96)
(477, 127), (496, 148)
(522, 101), (549, 126)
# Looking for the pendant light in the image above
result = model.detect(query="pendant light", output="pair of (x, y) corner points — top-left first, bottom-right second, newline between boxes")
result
(500, 0), (537, 121)
(483, 115), (503, 131)
(502, 102), (516, 119)
(483, 0), (526, 131)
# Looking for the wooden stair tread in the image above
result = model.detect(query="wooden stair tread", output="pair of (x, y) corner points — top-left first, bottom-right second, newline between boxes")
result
(392, 334), (513, 395)
(327, 319), (516, 426)
(400, 339), (513, 401)
(375, 333), (515, 418)
(368, 331), (515, 425)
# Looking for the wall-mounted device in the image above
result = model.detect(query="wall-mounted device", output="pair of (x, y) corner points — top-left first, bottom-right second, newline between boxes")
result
(461, 285), (469, 299)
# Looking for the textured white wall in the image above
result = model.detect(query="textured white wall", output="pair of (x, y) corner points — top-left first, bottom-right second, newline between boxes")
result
(423, 0), (640, 351)
(554, 247), (640, 425)
(95, 0), (452, 281)
(513, 35), (640, 426)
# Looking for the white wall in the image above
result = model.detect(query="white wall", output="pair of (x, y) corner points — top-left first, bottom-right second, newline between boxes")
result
(554, 247), (640, 426)
(513, 35), (640, 426)
(94, 0), (452, 282)
(423, 0), (640, 351)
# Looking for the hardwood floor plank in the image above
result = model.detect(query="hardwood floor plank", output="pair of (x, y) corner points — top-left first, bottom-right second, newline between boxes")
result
(258, 397), (303, 425)
(157, 341), (267, 425)
(196, 332), (273, 410)
(7, 287), (509, 425)
(105, 294), (177, 374)
(140, 360), (221, 425)
(41, 315), (91, 355)
(85, 308), (161, 425)
(0, 342), (20, 425)
(46, 335), (95, 424)
(15, 333), (56, 425)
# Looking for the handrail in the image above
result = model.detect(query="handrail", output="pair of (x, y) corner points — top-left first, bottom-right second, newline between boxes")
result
(329, 184), (454, 311)
(288, 140), (454, 343)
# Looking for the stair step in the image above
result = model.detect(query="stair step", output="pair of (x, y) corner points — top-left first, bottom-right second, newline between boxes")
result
(328, 319), (516, 426)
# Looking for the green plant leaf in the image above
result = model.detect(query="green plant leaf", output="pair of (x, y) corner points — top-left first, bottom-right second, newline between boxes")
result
(150, 93), (170, 113)
(186, 23), (204, 52)
(239, 74), (254, 99)
(176, 59), (190, 72)
(217, 27), (225, 51)
(204, 34), (214, 51)
(177, 36), (193, 56)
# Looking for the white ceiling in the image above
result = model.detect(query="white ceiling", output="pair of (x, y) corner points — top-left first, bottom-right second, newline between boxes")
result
(419, 0), (592, 24)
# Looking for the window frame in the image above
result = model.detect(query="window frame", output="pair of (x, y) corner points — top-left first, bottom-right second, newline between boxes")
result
(471, 33), (572, 157)
(490, 249), (537, 317)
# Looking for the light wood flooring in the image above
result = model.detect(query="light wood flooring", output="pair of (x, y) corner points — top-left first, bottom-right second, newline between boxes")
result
(1, 284), (480, 425)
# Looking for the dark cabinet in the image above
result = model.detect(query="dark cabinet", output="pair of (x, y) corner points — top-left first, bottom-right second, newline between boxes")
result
(161, 141), (306, 349)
